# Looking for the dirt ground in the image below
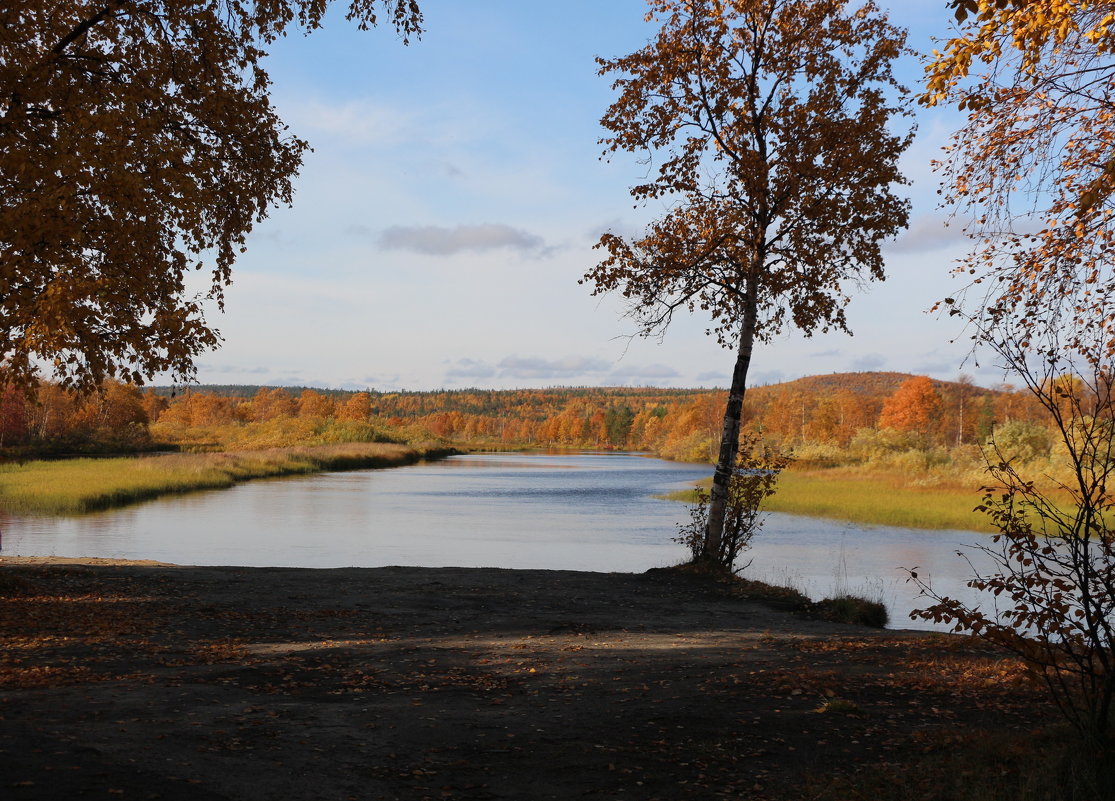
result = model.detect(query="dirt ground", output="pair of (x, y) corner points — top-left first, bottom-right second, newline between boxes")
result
(0, 557), (1054, 800)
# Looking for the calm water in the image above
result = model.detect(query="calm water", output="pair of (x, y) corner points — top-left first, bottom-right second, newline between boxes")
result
(1, 451), (989, 630)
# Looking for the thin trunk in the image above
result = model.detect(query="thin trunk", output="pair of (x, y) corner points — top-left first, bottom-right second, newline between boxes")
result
(957, 393), (965, 447)
(704, 288), (759, 565)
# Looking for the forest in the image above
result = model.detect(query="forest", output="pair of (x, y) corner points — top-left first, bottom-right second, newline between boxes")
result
(0, 370), (1054, 481)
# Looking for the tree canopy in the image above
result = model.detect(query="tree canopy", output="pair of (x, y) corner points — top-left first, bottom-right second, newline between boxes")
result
(0, 1), (421, 391)
(925, 0), (1115, 359)
(878, 375), (941, 436)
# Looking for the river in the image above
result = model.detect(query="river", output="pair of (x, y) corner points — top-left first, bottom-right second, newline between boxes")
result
(1, 451), (991, 630)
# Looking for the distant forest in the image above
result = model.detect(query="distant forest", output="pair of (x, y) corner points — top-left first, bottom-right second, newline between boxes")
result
(0, 372), (1049, 466)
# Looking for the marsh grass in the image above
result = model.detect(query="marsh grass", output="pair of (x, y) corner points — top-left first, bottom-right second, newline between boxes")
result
(150, 417), (410, 452)
(809, 594), (890, 627)
(771, 469), (993, 530)
(663, 468), (996, 532)
(0, 443), (454, 515)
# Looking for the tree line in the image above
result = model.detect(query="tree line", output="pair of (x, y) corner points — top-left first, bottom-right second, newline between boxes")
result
(0, 372), (1058, 466)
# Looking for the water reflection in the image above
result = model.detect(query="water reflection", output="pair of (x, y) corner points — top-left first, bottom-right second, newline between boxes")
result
(1, 451), (989, 630)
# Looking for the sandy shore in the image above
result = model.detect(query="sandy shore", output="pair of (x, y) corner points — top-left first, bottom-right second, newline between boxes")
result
(0, 557), (1049, 800)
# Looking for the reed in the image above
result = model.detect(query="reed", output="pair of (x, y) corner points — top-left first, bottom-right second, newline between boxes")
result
(0, 443), (454, 515)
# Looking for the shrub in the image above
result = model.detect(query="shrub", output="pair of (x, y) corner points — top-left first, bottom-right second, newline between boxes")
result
(674, 433), (791, 572)
(989, 419), (1052, 464)
(810, 595), (889, 628)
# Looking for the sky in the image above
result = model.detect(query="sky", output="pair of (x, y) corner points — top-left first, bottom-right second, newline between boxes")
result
(170, 0), (996, 392)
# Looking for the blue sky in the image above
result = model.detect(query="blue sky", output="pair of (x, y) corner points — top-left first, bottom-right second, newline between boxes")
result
(177, 0), (990, 391)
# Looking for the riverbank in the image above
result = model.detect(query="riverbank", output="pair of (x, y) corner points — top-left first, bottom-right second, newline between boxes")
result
(0, 443), (456, 515)
(665, 468), (995, 533)
(0, 558), (1068, 800)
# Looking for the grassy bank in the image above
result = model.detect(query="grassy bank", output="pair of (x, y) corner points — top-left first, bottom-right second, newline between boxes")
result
(665, 468), (996, 533)
(769, 469), (994, 532)
(0, 442), (456, 515)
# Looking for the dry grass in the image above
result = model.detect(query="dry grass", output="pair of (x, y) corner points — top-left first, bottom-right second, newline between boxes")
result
(0, 443), (454, 515)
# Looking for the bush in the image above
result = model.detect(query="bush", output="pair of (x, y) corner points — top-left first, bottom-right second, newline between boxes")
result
(849, 426), (918, 461)
(790, 441), (847, 466)
(988, 419), (1052, 464)
(810, 595), (889, 628)
(674, 434), (791, 572)
(913, 339), (1115, 760)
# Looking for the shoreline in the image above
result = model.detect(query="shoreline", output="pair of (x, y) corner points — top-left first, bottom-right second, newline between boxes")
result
(0, 443), (458, 515)
(4, 445), (994, 535)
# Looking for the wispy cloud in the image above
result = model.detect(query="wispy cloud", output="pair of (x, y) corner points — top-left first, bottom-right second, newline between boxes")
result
(887, 214), (970, 254)
(749, 370), (786, 386)
(379, 223), (549, 257)
(266, 374), (308, 387)
(197, 363), (270, 375)
(287, 99), (413, 145)
(585, 217), (644, 244)
(852, 353), (888, 371)
(608, 363), (680, 380)
(363, 374), (400, 386)
(498, 355), (610, 380)
(445, 359), (496, 380)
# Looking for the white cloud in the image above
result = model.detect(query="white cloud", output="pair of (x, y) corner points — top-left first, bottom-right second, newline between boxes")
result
(585, 217), (645, 244)
(749, 370), (786, 386)
(379, 223), (548, 256)
(362, 374), (401, 387)
(196, 363), (270, 375)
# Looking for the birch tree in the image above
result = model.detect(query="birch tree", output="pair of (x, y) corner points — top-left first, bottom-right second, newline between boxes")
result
(583, 0), (913, 566)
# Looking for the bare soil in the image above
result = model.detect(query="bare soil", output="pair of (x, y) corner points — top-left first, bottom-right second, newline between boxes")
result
(0, 557), (1054, 800)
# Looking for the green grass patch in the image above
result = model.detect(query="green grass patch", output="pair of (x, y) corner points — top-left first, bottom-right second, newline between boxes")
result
(769, 470), (994, 532)
(663, 469), (995, 532)
(0, 443), (456, 515)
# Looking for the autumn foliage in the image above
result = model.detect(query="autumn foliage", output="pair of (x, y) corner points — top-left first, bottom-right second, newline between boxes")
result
(0, 372), (1057, 472)
(926, 0), (1115, 362)
(877, 376), (942, 437)
(0, 2), (422, 391)
(920, 0), (1115, 771)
